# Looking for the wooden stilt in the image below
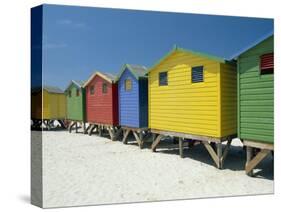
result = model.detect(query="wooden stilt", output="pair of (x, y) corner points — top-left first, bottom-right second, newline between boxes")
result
(217, 142), (222, 169)
(122, 129), (130, 144)
(151, 134), (164, 152)
(202, 141), (220, 168)
(179, 137), (184, 158)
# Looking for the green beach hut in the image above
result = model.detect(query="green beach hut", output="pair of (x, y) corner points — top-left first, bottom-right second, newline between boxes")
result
(65, 80), (86, 133)
(235, 33), (274, 176)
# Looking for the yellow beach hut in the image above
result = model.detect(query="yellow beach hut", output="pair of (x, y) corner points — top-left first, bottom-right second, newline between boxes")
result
(31, 86), (66, 129)
(148, 46), (237, 168)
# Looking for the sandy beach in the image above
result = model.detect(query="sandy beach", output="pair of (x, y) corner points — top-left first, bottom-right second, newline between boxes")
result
(32, 130), (273, 208)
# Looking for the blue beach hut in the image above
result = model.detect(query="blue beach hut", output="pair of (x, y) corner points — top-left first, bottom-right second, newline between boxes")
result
(117, 64), (148, 148)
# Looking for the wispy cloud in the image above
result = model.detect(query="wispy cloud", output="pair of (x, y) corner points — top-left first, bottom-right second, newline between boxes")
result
(56, 19), (90, 29)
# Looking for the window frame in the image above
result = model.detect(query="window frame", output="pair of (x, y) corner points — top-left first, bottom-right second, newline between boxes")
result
(191, 66), (204, 83)
(90, 85), (95, 95)
(124, 78), (132, 91)
(159, 71), (168, 86)
(260, 53), (274, 75)
(76, 88), (80, 97)
(102, 82), (108, 94)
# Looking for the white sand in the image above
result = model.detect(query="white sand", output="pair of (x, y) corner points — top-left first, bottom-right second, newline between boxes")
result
(33, 130), (273, 208)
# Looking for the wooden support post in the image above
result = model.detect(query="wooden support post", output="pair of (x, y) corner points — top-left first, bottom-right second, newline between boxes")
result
(108, 127), (114, 140)
(179, 137), (184, 158)
(151, 134), (164, 152)
(247, 149), (271, 176)
(220, 140), (232, 168)
(98, 125), (102, 136)
(83, 122), (86, 134)
(122, 129), (130, 144)
(202, 141), (220, 168)
(246, 146), (254, 176)
(132, 131), (142, 148)
(68, 121), (74, 133)
(75, 122), (78, 133)
(84, 124), (91, 134)
(88, 124), (95, 136)
(139, 131), (144, 149)
(217, 142), (222, 169)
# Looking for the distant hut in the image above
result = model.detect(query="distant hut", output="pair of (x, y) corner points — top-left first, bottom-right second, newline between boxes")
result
(116, 64), (148, 148)
(31, 85), (66, 129)
(148, 46), (237, 169)
(65, 80), (86, 133)
(234, 34), (274, 176)
(83, 72), (120, 140)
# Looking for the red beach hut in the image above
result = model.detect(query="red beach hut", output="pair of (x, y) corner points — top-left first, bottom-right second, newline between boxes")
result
(84, 71), (120, 139)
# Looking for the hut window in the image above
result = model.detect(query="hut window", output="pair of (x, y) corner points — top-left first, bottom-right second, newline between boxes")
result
(125, 79), (132, 91)
(76, 89), (80, 96)
(191, 66), (204, 83)
(68, 90), (72, 97)
(102, 83), (108, 94)
(90, 86), (95, 95)
(159, 72), (168, 86)
(260, 53), (274, 75)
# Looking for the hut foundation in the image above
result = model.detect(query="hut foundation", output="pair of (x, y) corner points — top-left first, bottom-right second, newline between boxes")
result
(87, 123), (122, 141)
(150, 129), (236, 169)
(121, 127), (150, 149)
(68, 121), (86, 133)
(244, 140), (273, 176)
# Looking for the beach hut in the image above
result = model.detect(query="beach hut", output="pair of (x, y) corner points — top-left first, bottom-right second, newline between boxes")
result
(84, 71), (121, 140)
(116, 64), (148, 148)
(31, 86), (66, 129)
(234, 34), (274, 176)
(148, 46), (237, 169)
(65, 80), (86, 133)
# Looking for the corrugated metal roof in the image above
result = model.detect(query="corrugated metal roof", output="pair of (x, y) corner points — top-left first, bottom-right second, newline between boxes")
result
(116, 64), (147, 81)
(147, 46), (234, 73)
(230, 31), (273, 59)
(102, 72), (116, 81)
(31, 85), (64, 94)
(65, 80), (85, 92)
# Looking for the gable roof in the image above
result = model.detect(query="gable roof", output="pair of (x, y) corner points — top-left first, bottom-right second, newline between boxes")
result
(31, 85), (64, 94)
(230, 31), (273, 59)
(65, 80), (85, 92)
(83, 71), (116, 87)
(148, 46), (233, 73)
(116, 64), (147, 81)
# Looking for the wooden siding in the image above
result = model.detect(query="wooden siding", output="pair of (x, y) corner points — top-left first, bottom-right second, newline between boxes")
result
(238, 36), (274, 143)
(220, 63), (237, 137)
(85, 75), (119, 125)
(38, 90), (66, 120)
(118, 69), (140, 128)
(149, 50), (221, 137)
(66, 84), (85, 121)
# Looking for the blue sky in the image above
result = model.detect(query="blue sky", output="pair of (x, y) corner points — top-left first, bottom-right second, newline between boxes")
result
(41, 4), (273, 89)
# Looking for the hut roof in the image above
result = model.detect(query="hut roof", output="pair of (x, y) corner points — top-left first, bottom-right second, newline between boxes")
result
(230, 31), (273, 59)
(65, 80), (85, 92)
(148, 45), (234, 73)
(116, 64), (147, 80)
(84, 71), (116, 87)
(31, 85), (64, 94)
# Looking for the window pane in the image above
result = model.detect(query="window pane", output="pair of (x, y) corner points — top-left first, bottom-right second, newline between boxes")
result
(102, 83), (107, 93)
(159, 72), (168, 86)
(68, 90), (72, 97)
(192, 66), (203, 83)
(125, 79), (132, 91)
(76, 89), (80, 96)
(90, 86), (94, 95)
